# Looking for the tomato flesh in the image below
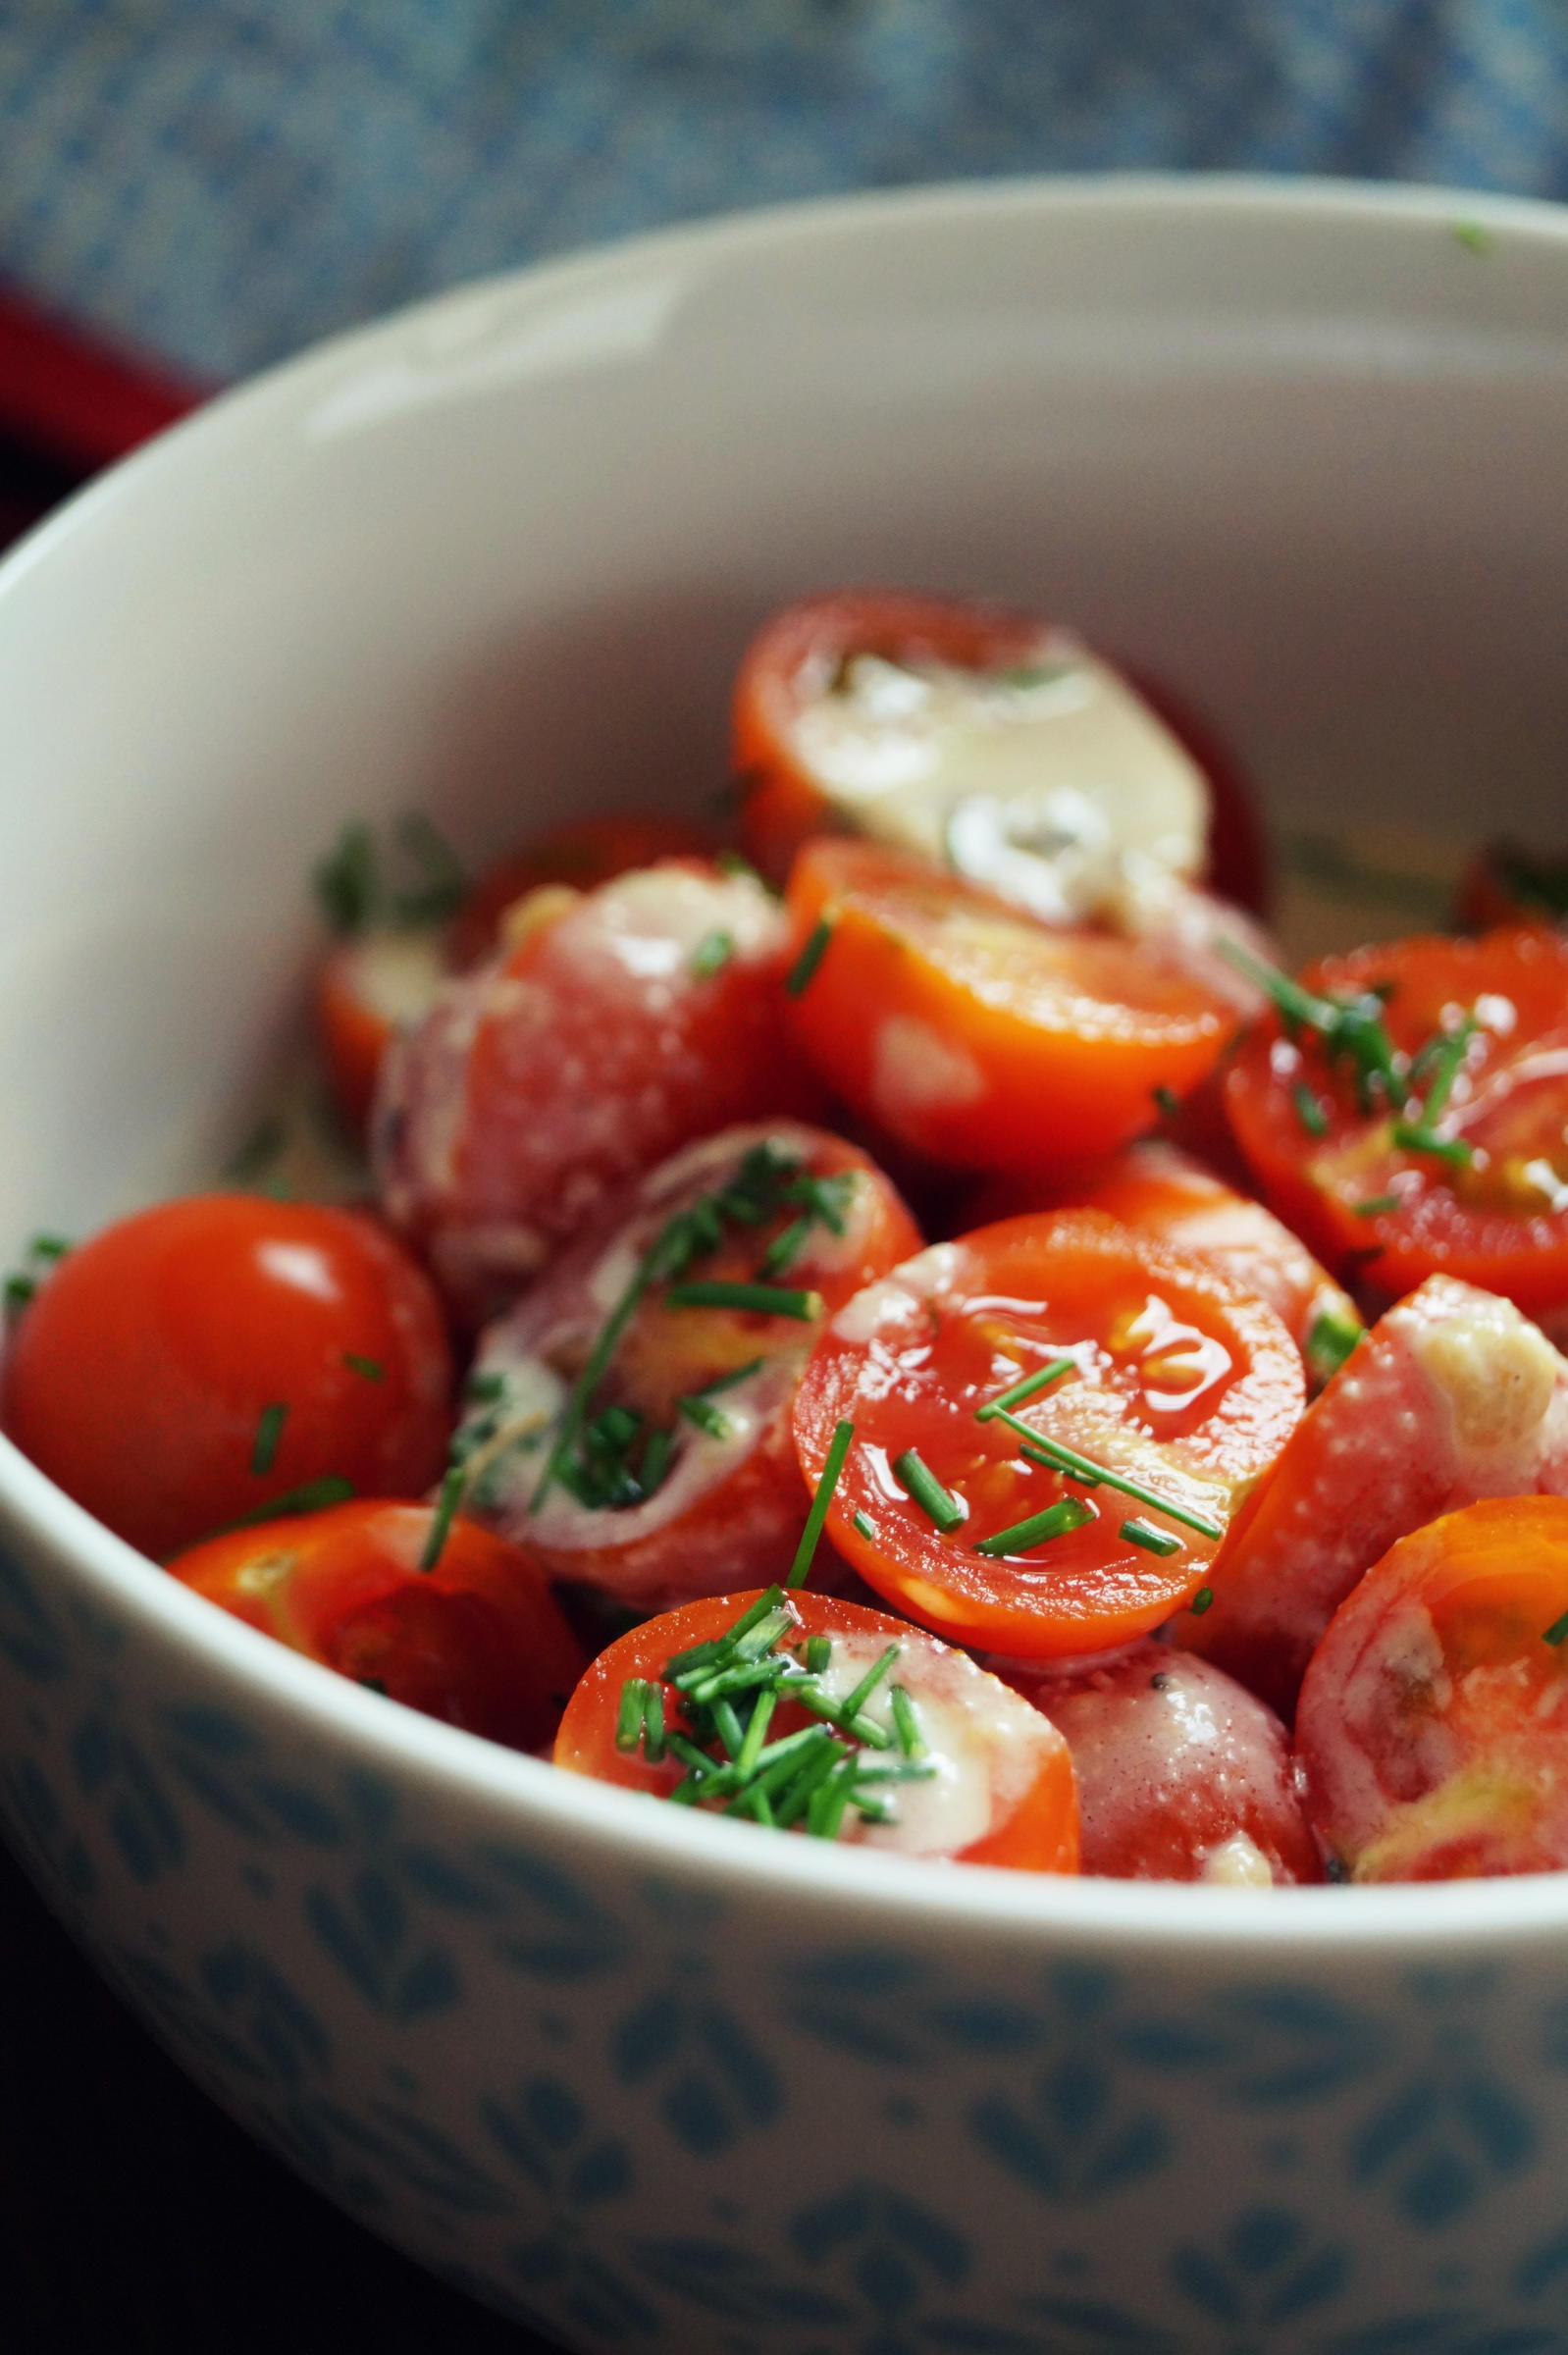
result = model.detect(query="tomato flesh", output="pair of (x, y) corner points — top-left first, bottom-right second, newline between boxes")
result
(794, 1210), (1303, 1658)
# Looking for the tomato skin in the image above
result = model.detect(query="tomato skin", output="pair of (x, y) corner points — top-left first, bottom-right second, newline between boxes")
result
(555, 1586), (1079, 1872)
(1296, 1495), (1568, 1881)
(448, 813), (719, 969)
(782, 838), (1232, 1176)
(1005, 1641), (1321, 1883)
(168, 1502), (585, 1751)
(375, 859), (825, 1325)
(1181, 1274), (1568, 1720)
(316, 928), (448, 1138)
(1, 1195), (453, 1561)
(1224, 927), (1568, 1320)
(794, 1210), (1303, 1659)
(458, 1123), (922, 1607)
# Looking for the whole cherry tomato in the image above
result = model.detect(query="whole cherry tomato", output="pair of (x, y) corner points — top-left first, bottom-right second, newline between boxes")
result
(555, 1585), (1079, 1872)
(1, 1194), (453, 1559)
(447, 812), (719, 968)
(781, 839), (1233, 1175)
(168, 1500), (585, 1751)
(794, 1210), (1303, 1659)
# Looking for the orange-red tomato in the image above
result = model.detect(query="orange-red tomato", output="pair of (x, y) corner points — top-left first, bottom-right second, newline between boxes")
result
(168, 1501), (585, 1751)
(1, 1195), (453, 1560)
(781, 839), (1233, 1175)
(375, 859), (824, 1325)
(456, 1123), (921, 1607)
(1224, 927), (1568, 1320)
(555, 1586), (1080, 1872)
(793, 1210), (1303, 1659)
(1006, 1641), (1321, 1883)
(448, 813), (719, 968)
(316, 928), (448, 1138)
(1296, 1495), (1568, 1880)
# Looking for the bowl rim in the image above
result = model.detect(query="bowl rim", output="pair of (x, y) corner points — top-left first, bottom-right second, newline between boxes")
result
(6, 168), (1568, 1955)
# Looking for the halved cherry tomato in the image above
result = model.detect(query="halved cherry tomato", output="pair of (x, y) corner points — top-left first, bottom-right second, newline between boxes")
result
(555, 1585), (1079, 1871)
(974, 1140), (1363, 1389)
(1296, 1495), (1568, 1880)
(1224, 927), (1568, 1320)
(455, 1122), (921, 1607)
(375, 859), (824, 1325)
(317, 928), (448, 1137)
(168, 1501), (585, 1750)
(1005, 1641), (1321, 1883)
(1, 1195), (453, 1560)
(1181, 1274), (1568, 1718)
(732, 590), (1217, 931)
(794, 1210), (1303, 1659)
(1126, 665), (1272, 917)
(448, 812), (719, 969)
(782, 839), (1233, 1175)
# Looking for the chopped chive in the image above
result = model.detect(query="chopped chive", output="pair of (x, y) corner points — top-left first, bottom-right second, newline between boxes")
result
(988, 1407), (1225, 1539)
(678, 1393), (731, 1440)
(1354, 1193), (1402, 1217)
(250, 1403), (287, 1477)
(642, 1683), (666, 1762)
(715, 849), (776, 893)
(789, 1416), (856, 1589)
(419, 1465), (466, 1572)
(841, 1643), (901, 1721)
(1190, 1585), (1215, 1616)
(778, 1736), (850, 1830)
(976, 1355), (1075, 1422)
(733, 1687), (777, 1778)
(225, 1115), (287, 1183)
(1152, 1085), (1180, 1119)
(784, 916), (834, 997)
(1120, 1516), (1181, 1557)
(759, 1214), (813, 1277)
(616, 1679), (649, 1752)
(357, 1677), (389, 1697)
(805, 1634), (832, 1675)
(1390, 1122), (1474, 1166)
(198, 1474), (355, 1539)
(3, 1274), (34, 1309)
(1452, 219), (1495, 255)
(974, 1495), (1095, 1556)
(342, 1351), (385, 1383)
(27, 1234), (70, 1262)
(314, 820), (377, 934)
(1292, 1083), (1329, 1137)
(1543, 1609), (1568, 1647)
(1304, 1304), (1364, 1387)
(665, 1280), (822, 1320)
(892, 1448), (966, 1533)
(640, 1426), (675, 1495)
(466, 1369), (508, 1403)
(853, 1510), (875, 1542)
(691, 927), (735, 979)
(694, 1356), (765, 1396)
(890, 1685), (925, 1758)
(711, 1698), (747, 1759)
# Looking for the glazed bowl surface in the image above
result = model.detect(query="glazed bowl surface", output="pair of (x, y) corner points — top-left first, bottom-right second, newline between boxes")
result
(3, 177), (1568, 2352)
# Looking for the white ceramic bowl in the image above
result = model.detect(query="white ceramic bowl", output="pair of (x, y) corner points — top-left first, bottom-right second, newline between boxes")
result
(3, 178), (1568, 2353)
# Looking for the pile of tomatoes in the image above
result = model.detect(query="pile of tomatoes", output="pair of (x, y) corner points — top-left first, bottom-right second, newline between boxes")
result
(7, 588), (1568, 1889)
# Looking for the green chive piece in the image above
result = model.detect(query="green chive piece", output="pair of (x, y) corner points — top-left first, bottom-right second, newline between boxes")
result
(466, 1369), (508, 1402)
(890, 1685), (925, 1758)
(27, 1234), (70, 1263)
(789, 1416), (856, 1589)
(642, 1684), (666, 1762)
(779, 1737), (850, 1830)
(805, 1635), (832, 1675)
(1190, 1585), (1216, 1617)
(976, 1355), (1075, 1422)
(988, 1407), (1225, 1539)
(314, 820), (377, 934)
(3, 1273), (35, 1310)
(853, 1510), (875, 1542)
(1304, 1304), (1365, 1387)
(1354, 1193), (1402, 1217)
(1152, 1085), (1179, 1120)
(1390, 1122), (1475, 1166)
(711, 1698), (747, 1759)
(733, 1688), (777, 1779)
(419, 1465), (465, 1572)
(690, 927), (735, 979)
(841, 1643), (901, 1722)
(694, 1357), (764, 1396)
(640, 1426), (675, 1495)
(1543, 1609), (1568, 1648)
(199, 1475), (355, 1540)
(785, 916), (834, 997)
(892, 1447), (965, 1533)
(1452, 219), (1495, 255)
(342, 1351), (385, 1383)
(665, 1280), (822, 1320)
(225, 1115), (287, 1183)
(616, 1679), (649, 1752)
(759, 1213), (813, 1277)
(250, 1402), (287, 1477)
(974, 1495), (1095, 1556)
(357, 1677), (389, 1698)
(715, 849), (776, 894)
(1120, 1516), (1181, 1557)
(1292, 1082), (1329, 1138)
(678, 1393), (731, 1440)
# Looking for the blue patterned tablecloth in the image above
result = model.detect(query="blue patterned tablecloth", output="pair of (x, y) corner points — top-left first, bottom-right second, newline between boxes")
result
(2, 0), (1567, 381)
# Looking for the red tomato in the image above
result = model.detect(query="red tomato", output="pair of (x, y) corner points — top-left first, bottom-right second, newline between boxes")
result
(781, 839), (1233, 1175)
(1, 1195), (453, 1560)
(793, 1210), (1303, 1659)
(555, 1585), (1079, 1872)
(1296, 1495), (1568, 1880)
(1005, 1641), (1321, 1883)
(1224, 927), (1568, 1321)
(168, 1501), (585, 1750)
(975, 1139), (1363, 1389)
(455, 1123), (921, 1607)
(448, 813), (719, 969)
(1181, 1274), (1568, 1718)
(316, 928), (448, 1138)
(375, 859), (824, 1325)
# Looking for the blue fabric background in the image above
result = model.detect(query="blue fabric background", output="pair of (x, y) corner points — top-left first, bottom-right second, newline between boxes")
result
(2, 0), (1566, 380)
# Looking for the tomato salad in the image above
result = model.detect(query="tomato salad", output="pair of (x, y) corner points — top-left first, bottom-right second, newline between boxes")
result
(8, 586), (1568, 1889)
